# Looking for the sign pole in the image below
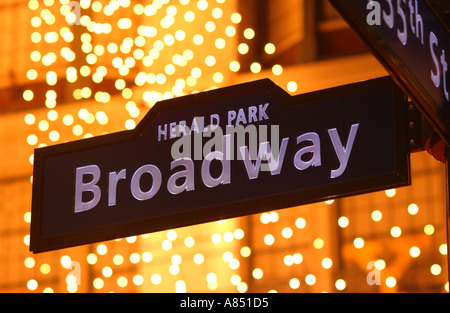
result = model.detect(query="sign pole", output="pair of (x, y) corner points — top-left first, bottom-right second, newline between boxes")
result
(446, 147), (450, 290)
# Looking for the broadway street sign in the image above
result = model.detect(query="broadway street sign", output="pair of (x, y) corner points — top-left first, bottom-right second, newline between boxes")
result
(30, 77), (410, 253)
(330, 0), (450, 144)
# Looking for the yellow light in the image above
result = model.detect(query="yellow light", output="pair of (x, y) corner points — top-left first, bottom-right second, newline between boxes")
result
(193, 34), (204, 45)
(282, 227), (293, 239)
(38, 120), (49, 132)
(117, 276), (128, 288)
(211, 233), (222, 244)
(102, 266), (113, 278)
(390, 226), (402, 238)
(244, 28), (255, 40)
(194, 253), (204, 264)
(133, 275), (144, 286)
(439, 244), (447, 255)
(215, 38), (226, 49)
(424, 224), (435, 235)
(238, 43), (249, 54)
(289, 278), (300, 290)
(86, 253), (98, 265)
(93, 278), (104, 290)
(73, 125), (84, 136)
(27, 69), (38, 80)
(212, 8), (223, 19)
(252, 268), (263, 279)
(197, 0), (208, 10)
(272, 64), (283, 76)
(240, 246), (251, 257)
(161, 239), (172, 251)
(23, 90), (34, 101)
(130, 253), (141, 264)
(96, 244), (107, 255)
(60, 255), (72, 268)
(185, 11), (195, 22)
(231, 12), (242, 24)
(353, 237), (364, 249)
(295, 217), (306, 229)
(335, 279), (346, 291)
(27, 134), (38, 146)
(142, 252), (152, 263)
(338, 216), (349, 228)
(305, 274), (316, 286)
(24, 257), (35, 268)
(205, 21), (216, 32)
(385, 276), (396, 288)
(284, 255), (294, 266)
(250, 62), (261, 74)
(322, 258), (333, 269)
(264, 234), (275, 246)
(314, 238), (325, 249)
(234, 228), (244, 240)
(292, 253), (303, 264)
(27, 279), (38, 291)
(430, 264), (442, 276)
(213, 72), (224, 83)
(375, 259), (386, 270)
(205, 55), (216, 67)
(46, 71), (57, 85)
(113, 254), (124, 266)
(385, 188), (396, 197)
(265, 43), (276, 54)
(287, 81), (298, 93)
(229, 61), (240, 72)
(409, 246), (421, 258)
(371, 210), (382, 222)
(237, 282), (248, 293)
(407, 203), (419, 215)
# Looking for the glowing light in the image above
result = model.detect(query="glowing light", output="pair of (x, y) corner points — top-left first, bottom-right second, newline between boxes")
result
(424, 224), (435, 235)
(252, 268), (263, 279)
(409, 246), (421, 258)
(96, 244), (107, 255)
(335, 279), (346, 291)
(430, 264), (442, 276)
(295, 217), (306, 229)
(322, 258), (333, 269)
(353, 237), (364, 249)
(240, 246), (251, 257)
(371, 210), (382, 222)
(289, 278), (300, 290)
(264, 234), (275, 246)
(193, 253), (204, 264)
(390, 226), (402, 238)
(314, 238), (324, 249)
(265, 43), (276, 54)
(385, 189), (396, 198)
(338, 216), (349, 228)
(281, 227), (293, 239)
(407, 203), (419, 215)
(305, 274), (316, 286)
(385, 276), (397, 288)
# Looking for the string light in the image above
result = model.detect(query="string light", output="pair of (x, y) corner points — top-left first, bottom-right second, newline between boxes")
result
(20, 0), (447, 294)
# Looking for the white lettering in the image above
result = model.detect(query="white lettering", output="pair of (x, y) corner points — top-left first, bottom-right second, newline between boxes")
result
(328, 124), (359, 179)
(294, 132), (322, 171)
(74, 165), (101, 213)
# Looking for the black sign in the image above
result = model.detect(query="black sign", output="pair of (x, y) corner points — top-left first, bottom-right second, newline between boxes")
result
(330, 0), (450, 144)
(30, 77), (410, 253)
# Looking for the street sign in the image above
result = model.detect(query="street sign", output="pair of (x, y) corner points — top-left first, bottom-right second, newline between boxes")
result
(30, 77), (410, 253)
(329, 0), (450, 145)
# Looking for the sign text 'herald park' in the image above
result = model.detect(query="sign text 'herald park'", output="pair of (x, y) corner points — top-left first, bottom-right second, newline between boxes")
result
(330, 0), (450, 144)
(30, 77), (410, 253)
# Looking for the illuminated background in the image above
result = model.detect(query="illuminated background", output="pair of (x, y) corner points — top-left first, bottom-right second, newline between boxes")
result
(0, 0), (448, 292)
